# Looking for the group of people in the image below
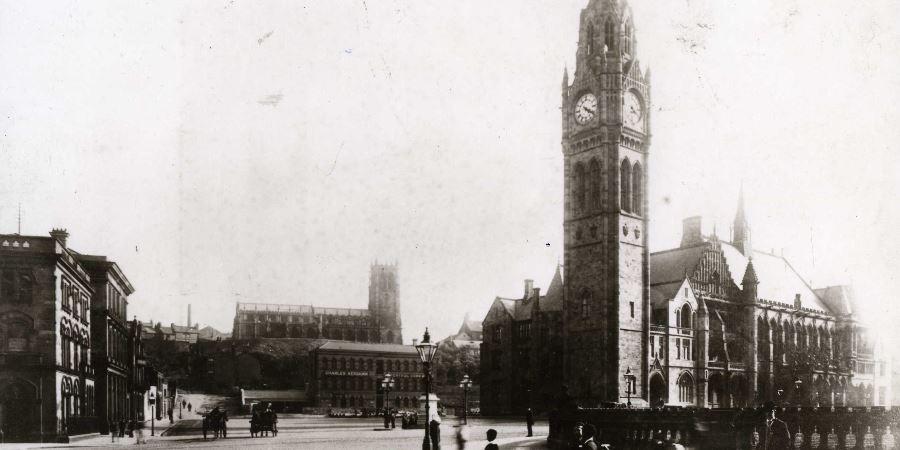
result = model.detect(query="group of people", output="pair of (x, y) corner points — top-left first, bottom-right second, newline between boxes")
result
(201, 406), (229, 439)
(249, 405), (279, 437)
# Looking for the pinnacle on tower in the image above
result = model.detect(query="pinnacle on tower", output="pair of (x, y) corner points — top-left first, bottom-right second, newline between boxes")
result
(733, 184), (752, 256)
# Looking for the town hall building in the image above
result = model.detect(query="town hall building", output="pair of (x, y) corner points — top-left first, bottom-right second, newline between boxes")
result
(480, 0), (890, 414)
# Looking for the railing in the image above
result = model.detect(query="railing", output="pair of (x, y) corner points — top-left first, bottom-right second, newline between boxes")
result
(648, 325), (694, 336)
(549, 406), (900, 449)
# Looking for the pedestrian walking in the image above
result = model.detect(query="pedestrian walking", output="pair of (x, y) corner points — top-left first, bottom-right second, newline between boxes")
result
(526, 408), (535, 437)
(759, 402), (790, 450)
(188, 402), (192, 412)
(483, 428), (498, 450)
(168, 407), (173, 424)
(455, 421), (469, 450)
(430, 417), (441, 450)
(118, 419), (126, 438)
(390, 408), (396, 429)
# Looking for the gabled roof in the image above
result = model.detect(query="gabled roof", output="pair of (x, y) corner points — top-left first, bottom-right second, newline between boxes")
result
(649, 245), (706, 286)
(720, 243), (828, 312)
(814, 285), (855, 316)
(650, 241), (831, 313)
(463, 319), (483, 334)
(171, 324), (199, 334)
(542, 265), (564, 312)
(650, 281), (683, 307)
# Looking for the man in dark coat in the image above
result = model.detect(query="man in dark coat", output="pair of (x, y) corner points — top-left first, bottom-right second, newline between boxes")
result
(526, 408), (535, 437)
(429, 418), (441, 449)
(759, 402), (791, 450)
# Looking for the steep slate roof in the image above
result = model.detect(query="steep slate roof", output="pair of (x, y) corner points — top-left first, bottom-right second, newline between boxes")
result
(719, 243), (828, 312)
(542, 265), (565, 312)
(650, 281), (683, 307)
(649, 245), (706, 286)
(463, 319), (483, 334)
(814, 285), (855, 316)
(649, 241), (830, 313)
(481, 266), (565, 326)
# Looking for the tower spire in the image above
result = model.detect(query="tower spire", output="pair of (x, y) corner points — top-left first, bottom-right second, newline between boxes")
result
(17, 203), (21, 235)
(733, 183), (752, 256)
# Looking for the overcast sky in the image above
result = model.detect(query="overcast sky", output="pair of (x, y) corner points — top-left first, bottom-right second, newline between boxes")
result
(2, 0), (898, 343)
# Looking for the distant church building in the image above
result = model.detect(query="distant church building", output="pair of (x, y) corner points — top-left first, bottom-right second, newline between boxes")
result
(232, 263), (403, 344)
(480, 0), (890, 414)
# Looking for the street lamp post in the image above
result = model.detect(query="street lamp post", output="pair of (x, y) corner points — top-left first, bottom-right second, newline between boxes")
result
(624, 367), (636, 408)
(381, 374), (395, 429)
(459, 374), (472, 425)
(415, 328), (437, 450)
(794, 377), (803, 406)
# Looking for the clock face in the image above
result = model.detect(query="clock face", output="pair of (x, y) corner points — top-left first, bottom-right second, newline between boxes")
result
(574, 93), (598, 125)
(624, 91), (643, 128)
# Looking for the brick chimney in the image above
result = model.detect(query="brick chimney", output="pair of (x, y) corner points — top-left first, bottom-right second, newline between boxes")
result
(524, 279), (534, 299)
(680, 217), (702, 248)
(50, 228), (69, 248)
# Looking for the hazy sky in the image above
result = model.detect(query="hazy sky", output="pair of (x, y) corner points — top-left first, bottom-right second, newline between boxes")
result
(2, 0), (898, 342)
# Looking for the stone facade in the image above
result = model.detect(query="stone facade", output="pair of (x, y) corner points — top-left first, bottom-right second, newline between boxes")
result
(0, 230), (96, 442)
(311, 341), (422, 410)
(561, 0), (650, 406)
(232, 263), (402, 344)
(480, 268), (564, 414)
(76, 254), (135, 435)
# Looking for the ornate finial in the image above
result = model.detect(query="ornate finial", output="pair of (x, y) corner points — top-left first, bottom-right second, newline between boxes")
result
(423, 327), (431, 344)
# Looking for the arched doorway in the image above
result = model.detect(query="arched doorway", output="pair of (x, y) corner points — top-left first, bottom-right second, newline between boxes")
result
(0, 378), (36, 441)
(649, 373), (667, 408)
(708, 373), (726, 408)
(730, 375), (749, 408)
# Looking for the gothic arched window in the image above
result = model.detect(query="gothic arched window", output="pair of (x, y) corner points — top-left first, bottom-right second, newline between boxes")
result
(620, 159), (632, 213)
(604, 20), (615, 51)
(586, 24), (595, 55)
(579, 289), (591, 318)
(623, 21), (633, 54)
(632, 163), (643, 216)
(679, 304), (692, 330)
(573, 163), (586, 214)
(589, 158), (601, 211)
(678, 373), (694, 403)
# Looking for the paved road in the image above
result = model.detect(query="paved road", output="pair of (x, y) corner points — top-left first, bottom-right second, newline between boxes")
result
(43, 415), (549, 449)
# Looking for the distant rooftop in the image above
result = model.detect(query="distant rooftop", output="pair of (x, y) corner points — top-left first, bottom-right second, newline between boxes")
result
(317, 340), (417, 355)
(237, 302), (369, 316)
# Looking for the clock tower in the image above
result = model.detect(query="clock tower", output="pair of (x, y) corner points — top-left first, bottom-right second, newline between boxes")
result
(561, 0), (650, 406)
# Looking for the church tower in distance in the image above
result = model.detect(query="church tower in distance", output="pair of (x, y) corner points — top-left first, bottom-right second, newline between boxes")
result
(368, 262), (403, 344)
(561, 0), (650, 406)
